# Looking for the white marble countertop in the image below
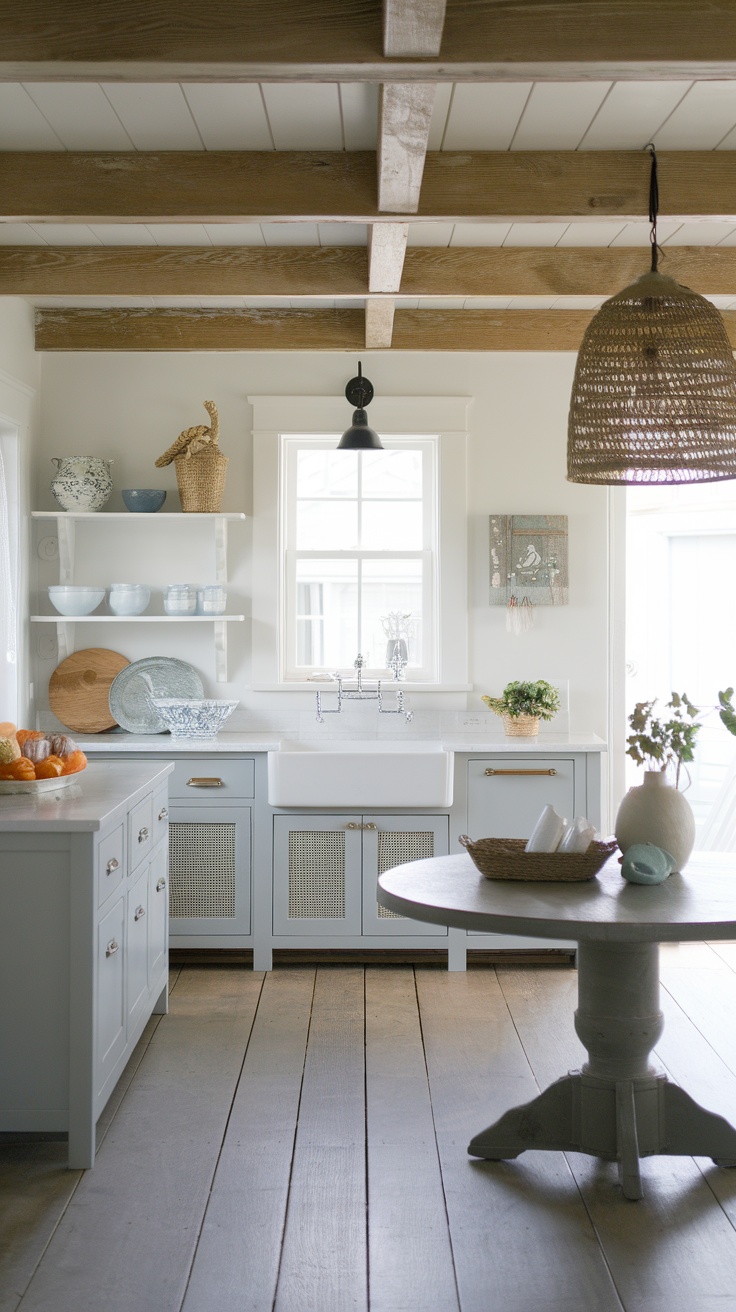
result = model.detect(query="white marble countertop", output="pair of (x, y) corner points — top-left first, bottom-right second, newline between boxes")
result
(77, 731), (283, 753)
(0, 761), (173, 832)
(75, 730), (606, 755)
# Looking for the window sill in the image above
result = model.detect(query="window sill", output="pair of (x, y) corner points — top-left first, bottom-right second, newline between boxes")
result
(252, 682), (473, 693)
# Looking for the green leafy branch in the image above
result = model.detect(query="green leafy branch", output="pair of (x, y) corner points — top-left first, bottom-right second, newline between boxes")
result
(626, 691), (702, 789)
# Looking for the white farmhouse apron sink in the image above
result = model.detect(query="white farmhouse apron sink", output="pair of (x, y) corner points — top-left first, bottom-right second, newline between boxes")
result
(267, 741), (454, 808)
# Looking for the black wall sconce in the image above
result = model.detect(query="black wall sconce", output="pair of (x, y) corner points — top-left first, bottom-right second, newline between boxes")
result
(337, 361), (383, 450)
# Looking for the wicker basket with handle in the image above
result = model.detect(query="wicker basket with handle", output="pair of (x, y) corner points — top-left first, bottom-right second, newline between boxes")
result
(459, 834), (619, 882)
(155, 400), (229, 513)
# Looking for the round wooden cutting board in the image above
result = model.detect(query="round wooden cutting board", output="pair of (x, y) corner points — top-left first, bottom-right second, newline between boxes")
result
(49, 648), (131, 733)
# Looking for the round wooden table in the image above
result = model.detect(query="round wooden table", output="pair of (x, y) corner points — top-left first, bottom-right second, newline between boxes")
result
(378, 849), (736, 1200)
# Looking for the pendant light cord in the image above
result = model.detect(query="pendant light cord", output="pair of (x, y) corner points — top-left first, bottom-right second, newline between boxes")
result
(645, 142), (660, 273)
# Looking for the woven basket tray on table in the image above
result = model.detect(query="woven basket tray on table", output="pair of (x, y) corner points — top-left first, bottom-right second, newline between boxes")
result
(459, 835), (619, 882)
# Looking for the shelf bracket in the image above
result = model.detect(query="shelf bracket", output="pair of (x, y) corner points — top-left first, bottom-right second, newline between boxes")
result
(214, 620), (227, 683)
(56, 621), (74, 663)
(214, 517), (228, 585)
(57, 517), (76, 584)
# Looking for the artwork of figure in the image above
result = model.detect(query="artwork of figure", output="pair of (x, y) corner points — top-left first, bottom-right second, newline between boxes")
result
(489, 515), (569, 607)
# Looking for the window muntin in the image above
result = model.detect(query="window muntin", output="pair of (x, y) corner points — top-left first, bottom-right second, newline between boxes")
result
(282, 436), (436, 680)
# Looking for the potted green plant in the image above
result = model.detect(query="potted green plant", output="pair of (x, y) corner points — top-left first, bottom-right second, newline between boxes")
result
(616, 692), (701, 872)
(481, 679), (560, 738)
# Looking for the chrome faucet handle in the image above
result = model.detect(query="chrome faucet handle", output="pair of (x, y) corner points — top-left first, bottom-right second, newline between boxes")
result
(353, 653), (366, 670)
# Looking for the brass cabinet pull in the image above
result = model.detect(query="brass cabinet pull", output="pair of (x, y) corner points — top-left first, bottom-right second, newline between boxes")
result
(187, 777), (223, 788)
(156, 877), (167, 893)
(106, 857), (120, 875)
(363, 822), (377, 830)
(105, 939), (119, 958)
(134, 905), (146, 922)
(484, 768), (557, 777)
(346, 821), (360, 829)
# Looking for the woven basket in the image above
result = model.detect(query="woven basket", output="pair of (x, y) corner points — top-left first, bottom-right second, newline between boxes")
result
(459, 835), (619, 882)
(502, 714), (539, 738)
(175, 446), (228, 513)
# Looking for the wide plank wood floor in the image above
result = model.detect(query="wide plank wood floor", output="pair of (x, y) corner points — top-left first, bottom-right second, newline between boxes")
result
(5, 950), (736, 1311)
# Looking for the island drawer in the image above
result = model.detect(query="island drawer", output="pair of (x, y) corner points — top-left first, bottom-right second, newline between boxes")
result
(168, 758), (255, 801)
(97, 822), (126, 907)
(128, 793), (154, 869)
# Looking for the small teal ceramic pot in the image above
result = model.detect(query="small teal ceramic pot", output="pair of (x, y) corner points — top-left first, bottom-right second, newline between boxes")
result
(122, 489), (167, 513)
(621, 843), (677, 885)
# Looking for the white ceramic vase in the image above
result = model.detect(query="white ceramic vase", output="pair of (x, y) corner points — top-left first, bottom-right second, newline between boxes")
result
(50, 456), (114, 512)
(614, 770), (695, 873)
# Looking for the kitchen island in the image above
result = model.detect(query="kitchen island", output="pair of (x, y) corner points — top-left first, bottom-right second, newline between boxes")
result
(0, 761), (173, 1167)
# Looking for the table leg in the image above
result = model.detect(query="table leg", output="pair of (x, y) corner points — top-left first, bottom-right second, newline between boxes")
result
(468, 939), (736, 1199)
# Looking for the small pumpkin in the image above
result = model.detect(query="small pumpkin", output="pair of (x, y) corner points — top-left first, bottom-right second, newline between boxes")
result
(21, 737), (51, 763)
(16, 729), (44, 748)
(3, 757), (35, 781)
(61, 749), (87, 776)
(35, 756), (64, 779)
(47, 734), (78, 758)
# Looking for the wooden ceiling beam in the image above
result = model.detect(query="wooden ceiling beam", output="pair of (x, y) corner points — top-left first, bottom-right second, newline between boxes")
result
(368, 226), (409, 295)
(377, 84), (436, 213)
(34, 306), (736, 353)
(5, 151), (736, 225)
(383, 0), (446, 56)
(365, 299), (396, 348)
(0, 246), (369, 296)
(4, 1), (736, 80)
(9, 245), (736, 298)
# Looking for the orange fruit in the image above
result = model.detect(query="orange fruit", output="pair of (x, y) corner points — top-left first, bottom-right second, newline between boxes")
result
(34, 757), (64, 779)
(61, 750), (87, 776)
(16, 730), (44, 747)
(6, 758), (35, 781)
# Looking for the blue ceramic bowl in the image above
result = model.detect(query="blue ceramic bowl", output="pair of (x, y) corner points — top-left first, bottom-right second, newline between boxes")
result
(122, 488), (167, 513)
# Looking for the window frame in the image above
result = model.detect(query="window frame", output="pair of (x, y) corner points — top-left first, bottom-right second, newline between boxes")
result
(250, 394), (470, 691)
(281, 434), (437, 681)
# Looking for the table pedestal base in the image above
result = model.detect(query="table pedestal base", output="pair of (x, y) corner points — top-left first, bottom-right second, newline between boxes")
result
(468, 939), (736, 1199)
(468, 1071), (736, 1200)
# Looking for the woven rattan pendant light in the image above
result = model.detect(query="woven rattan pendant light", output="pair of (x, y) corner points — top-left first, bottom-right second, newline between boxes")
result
(567, 146), (736, 485)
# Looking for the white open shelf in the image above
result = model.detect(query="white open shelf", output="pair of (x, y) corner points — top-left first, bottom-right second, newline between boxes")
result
(33, 511), (247, 681)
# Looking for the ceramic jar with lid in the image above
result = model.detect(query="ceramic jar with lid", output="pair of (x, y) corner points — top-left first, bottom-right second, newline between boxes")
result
(164, 583), (198, 616)
(198, 585), (227, 615)
(108, 583), (151, 616)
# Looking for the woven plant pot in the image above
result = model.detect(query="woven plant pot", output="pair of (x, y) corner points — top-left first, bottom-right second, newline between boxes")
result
(502, 713), (540, 738)
(175, 446), (228, 513)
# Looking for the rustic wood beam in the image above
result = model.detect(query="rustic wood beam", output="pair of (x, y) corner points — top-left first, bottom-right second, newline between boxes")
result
(9, 245), (736, 298)
(383, 0), (446, 56)
(378, 85), (436, 213)
(0, 246), (369, 296)
(368, 226), (409, 295)
(4, 2), (736, 81)
(37, 306), (736, 352)
(6, 151), (736, 225)
(365, 299), (396, 348)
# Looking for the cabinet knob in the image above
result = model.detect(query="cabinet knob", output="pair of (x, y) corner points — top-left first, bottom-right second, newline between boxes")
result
(363, 822), (377, 830)
(156, 877), (167, 893)
(187, 777), (223, 788)
(484, 768), (557, 777)
(138, 826), (149, 842)
(158, 807), (169, 821)
(346, 821), (360, 829)
(106, 857), (120, 875)
(105, 938), (119, 958)
(134, 905), (146, 922)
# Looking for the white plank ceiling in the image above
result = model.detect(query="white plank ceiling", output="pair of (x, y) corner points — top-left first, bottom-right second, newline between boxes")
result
(5, 78), (736, 309)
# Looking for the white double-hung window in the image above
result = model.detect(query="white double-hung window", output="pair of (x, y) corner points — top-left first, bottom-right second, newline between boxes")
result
(283, 436), (436, 680)
(251, 394), (469, 689)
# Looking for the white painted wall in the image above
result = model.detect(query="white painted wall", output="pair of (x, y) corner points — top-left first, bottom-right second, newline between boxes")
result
(0, 298), (39, 728)
(31, 349), (610, 737)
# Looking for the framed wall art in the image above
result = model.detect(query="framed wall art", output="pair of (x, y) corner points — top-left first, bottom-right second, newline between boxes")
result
(489, 514), (569, 607)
